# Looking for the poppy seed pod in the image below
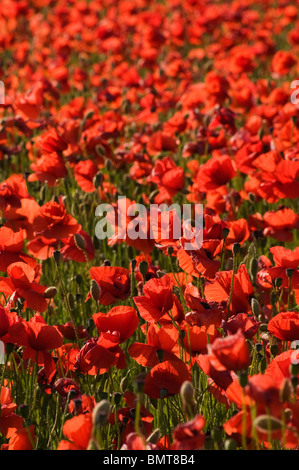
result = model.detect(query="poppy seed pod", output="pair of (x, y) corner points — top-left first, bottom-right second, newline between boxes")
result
(93, 171), (103, 189)
(232, 242), (241, 256)
(279, 378), (292, 403)
(92, 400), (111, 427)
(44, 286), (57, 299)
(222, 227), (230, 239)
(74, 233), (86, 251)
(90, 279), (101, 302)
(253, 415), (282, 434)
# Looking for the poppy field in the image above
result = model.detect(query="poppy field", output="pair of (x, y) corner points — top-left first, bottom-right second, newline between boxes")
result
(1, 0), (299, 452)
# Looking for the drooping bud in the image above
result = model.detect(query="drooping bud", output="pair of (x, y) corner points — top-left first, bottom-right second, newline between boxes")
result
(74, 233), (86, 251)
(44, 286), (57, 299)
(146, 428), (161, 444)
(90, 279), (101, 302)
(251, 298), (260, 317)
(253, 415), (282, 434)
(92, 400), (111, 427)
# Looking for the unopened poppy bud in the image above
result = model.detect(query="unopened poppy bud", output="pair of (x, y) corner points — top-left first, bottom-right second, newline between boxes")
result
(44, 286), (57, 299)
(280, 378), (292, 403)
(248, 192), (256, 203)
(120, 375), (129, 393)
(93, 171), (103, 189)
(286, 268), (294, 278)
(156, 349), (164, 362)
(5, 343), (14, 356)
(284, 408), (292, 421)
(105, 158), (113, 171)
(167, 246), (174, 256)
(275, 277), (283, 288)
(139, 261), (148, 277)
(90, 280), (101, 302)
(74, 233), (86, 251)
(180, 381), (194, 405)
(113, 392), (122, 406)
(92, 400), (110, 427)
(290, 362), (299, 377)
(68, 293), (75, 311)
(135, 372), (146, 393)
(146, 428), (161, 444)
(251, 298), (260, 317)
(270, 344), (279, 357)
(232, 242), (241, 256)
(222, 227), (230, 239)
(53, 250), (61, 265)
(103, 259), (111, 266)
(156, 270), (166, 278)
(224, 438), (237, 450)
(130, 259), (137, 271)
(96, 144), (106, 157)
(160, 388), (168, 399)
(255, 343), (262, 352)
(254, 415), (282, 434)
(239, 370), (248, 388)
(249, 258), (258, 282)
(19, 404), (29, 419)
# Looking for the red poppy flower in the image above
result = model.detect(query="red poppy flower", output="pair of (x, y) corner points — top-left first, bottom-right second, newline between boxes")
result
(33, 201), (81, 240)
(0, 262), (48, 312)
(209, 329), (251, 371)
(74, 160), (98, 193)
(133, 274), (174, 323)
(28, 153), (67, 186)
(144, 359), (191, 399)
(172, 415), (205, 450)
(268, 312), (299, 341)
(58, 413), (93, 450)
(93, 306), (139, 343)
(86, 266), (131, 305)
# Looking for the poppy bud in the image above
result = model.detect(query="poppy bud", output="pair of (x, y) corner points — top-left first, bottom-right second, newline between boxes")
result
(160, 388), (168, 399)
(113, 392), (122, 406)
(248, 192), (256, 203)
(53, 250), (61, 265)
(290, 362), (299, 377)
(44, 286), (57, 299)
(90, 279), (101, 302)
(167, 246), (174, 256)
(249, 258), (258, 282)
(253, 415), (282, 434)
(120, 375), (129, 393)
(146, 428), (161, 444)
(74, 233), (86, 251)
(105, 158), (113, 171)
(92, 400), (111, 427)
(275, 277), (283, 289)
(232, 242), (241, 256)
(251, 298), (260, 317)
(286, 268), (294, 278)
(239, 370), (248, 388)
(96, 144), (106, 157)
(255, 343), (262, 352)
(93, 171), (103, 189)
(19, 404), (29, 419)
(68, 293), (75, 311)
(103, 259), (111, 266)
(130, 259), (137, 271)
(156, 349), (164, 362)
(224, 438), (237, 450)
(280, 378), (292, 403)
(139, 261), (148, 278)
(222, 227), (230, 239)
(270, 344), (279, 357)
(180, 381), (194, 405)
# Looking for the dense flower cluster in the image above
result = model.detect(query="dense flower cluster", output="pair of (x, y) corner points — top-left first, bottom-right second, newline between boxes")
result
(0, 0), (299, 451)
